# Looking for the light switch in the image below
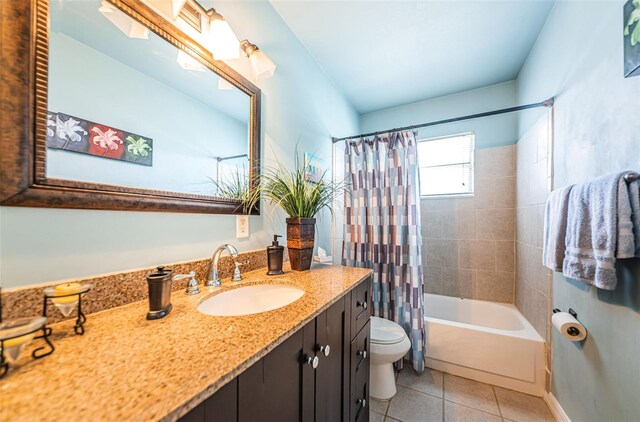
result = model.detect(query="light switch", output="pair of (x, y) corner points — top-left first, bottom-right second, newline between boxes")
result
(236, 215), (249, 238)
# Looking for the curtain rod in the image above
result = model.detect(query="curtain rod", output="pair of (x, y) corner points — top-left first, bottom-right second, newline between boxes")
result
(332, 97), (554, 143)
(214, 154), (248, 162)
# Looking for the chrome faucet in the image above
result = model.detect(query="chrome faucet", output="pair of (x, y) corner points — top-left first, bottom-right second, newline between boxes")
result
(206, 244), (239, 287)
(232, 260), (250, 282)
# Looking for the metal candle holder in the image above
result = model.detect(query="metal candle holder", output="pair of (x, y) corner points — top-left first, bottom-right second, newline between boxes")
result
(42, 284), (91, 335)
(0, 323), (54, 379)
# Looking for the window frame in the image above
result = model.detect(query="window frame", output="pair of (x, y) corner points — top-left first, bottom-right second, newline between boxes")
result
(417, 131), (475, 198)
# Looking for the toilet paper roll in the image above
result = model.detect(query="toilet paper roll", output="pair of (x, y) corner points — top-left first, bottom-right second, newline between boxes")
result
(552, 312), (587, 342)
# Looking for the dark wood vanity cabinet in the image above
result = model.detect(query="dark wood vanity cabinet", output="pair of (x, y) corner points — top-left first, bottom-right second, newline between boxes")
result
(181, 276), (372, 422)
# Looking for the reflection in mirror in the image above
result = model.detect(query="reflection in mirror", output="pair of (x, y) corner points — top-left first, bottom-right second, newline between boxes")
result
(47, 0), (250, 199)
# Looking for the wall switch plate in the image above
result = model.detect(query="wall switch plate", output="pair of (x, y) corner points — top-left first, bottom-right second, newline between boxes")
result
(236, 215), (249, 238)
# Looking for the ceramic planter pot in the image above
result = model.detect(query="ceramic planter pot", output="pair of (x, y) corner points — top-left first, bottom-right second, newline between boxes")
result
(286, 217), (315, 271)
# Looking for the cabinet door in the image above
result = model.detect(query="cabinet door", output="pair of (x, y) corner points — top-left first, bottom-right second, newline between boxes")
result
(204, 378), (238, 422)
(315, 297), (348, 422)
(238, 320), (316, 422)
(350, 276), (372, 336)
(350, 321), (370, 422)
(179, 378), (237, 422)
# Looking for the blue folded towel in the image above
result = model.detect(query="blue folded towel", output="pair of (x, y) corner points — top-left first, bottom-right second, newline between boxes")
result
(562, 172), (635, 290)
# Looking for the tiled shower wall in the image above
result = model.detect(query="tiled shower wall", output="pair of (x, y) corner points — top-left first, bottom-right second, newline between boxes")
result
(515, 113), (553, 357)
(421, 145), (516, 302)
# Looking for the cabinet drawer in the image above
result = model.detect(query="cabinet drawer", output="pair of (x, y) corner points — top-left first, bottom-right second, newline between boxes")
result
(350, 321), (370, 422)
(350, 276), (372, 337)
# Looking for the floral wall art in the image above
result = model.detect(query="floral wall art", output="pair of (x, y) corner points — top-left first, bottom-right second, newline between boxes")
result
(46, 112), (153, 166)
(624, 0), (640, 77)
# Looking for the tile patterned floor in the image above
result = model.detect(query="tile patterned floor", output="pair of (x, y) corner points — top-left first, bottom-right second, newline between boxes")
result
(370, 367), (556, 422)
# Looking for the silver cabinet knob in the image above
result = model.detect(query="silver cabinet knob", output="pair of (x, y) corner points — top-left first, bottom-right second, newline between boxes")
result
(357, 300), (368, 310)
(357, 350), (367, 359)
(319, 345), (331, 357)
(357, 398), (367, 408)
(305, 355), (319, 369)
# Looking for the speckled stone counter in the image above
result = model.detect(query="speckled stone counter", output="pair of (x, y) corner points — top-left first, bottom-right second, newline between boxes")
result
(0, 264), (372, 422)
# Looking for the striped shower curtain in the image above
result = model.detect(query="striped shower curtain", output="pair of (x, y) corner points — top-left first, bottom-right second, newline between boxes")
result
(341, 130), (426, 372)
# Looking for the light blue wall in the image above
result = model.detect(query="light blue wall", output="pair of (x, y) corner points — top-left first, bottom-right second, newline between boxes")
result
(517, 1), (640, 421)
(0, 1), (359, 288)
(359, 80), (518, 149)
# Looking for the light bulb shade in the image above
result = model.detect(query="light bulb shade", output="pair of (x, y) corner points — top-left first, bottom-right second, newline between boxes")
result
(249, 49), (276, 81)
(176, 50), (206, 72)
(209, 19), (240, 60)
(99, 1), (149, 39)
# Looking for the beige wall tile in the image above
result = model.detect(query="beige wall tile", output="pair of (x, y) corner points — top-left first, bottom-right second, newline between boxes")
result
(496, 240), (515, 272)
(477, 208), (514, 240)
(442, 209), (476, 240)
(532, 160), (550, 205)
(422, 197), (456, 211)
(514, 276), (530, 317)
(421, 145), (517, 303)
(516, 206), (536, 245)
(534, 113), (549, 161)
(527, 287), (550, 341)
(476, 270), (515, 303)
(535, 204), (546, 248)
(530, 250), (551, 296)
(459, 240), (496, 270)
(476, 145), (514, 178)
(424, 266), (442, 294)
(516, 241), (529, 284)
(441, 268), (475, 298)
(456, 196), (475, 210)
(422, 210), (443, 239)
(494, 176), (515, 208)
(514, 114), (551, 343)
(426, 239), (458, 268)
(473, 177), (495, 209)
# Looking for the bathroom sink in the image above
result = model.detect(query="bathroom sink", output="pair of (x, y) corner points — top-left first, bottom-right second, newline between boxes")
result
(197, 284), (305, 316)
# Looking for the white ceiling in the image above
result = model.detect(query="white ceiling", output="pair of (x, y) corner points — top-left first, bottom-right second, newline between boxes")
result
(271, 0), (555, 114)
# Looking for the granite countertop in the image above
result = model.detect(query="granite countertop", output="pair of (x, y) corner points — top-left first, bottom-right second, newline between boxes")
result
(0, 264), (372, 422)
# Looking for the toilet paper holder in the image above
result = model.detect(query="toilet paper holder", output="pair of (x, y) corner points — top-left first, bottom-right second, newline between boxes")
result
(552, 308), (581, 337)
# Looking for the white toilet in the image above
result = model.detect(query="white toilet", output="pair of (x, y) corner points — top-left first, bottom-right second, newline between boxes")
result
(369, 316), (412, 400)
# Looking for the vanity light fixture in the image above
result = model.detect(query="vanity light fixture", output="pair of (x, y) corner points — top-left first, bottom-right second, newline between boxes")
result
(176, 51), (206, 72)
(240, 40), (276, 81)
(206, 8), (240, 60)
(98, 0), (149, 39)
(218, 53), (255, 89)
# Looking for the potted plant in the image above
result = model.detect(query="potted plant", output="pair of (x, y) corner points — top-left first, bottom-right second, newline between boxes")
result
(245, 153), (341, 271)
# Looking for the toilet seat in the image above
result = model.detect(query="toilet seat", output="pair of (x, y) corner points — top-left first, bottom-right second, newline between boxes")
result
(371, 316), (406, 345)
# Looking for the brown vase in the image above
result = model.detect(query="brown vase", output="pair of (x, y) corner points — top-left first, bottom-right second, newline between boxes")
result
(286, 217), (316, 271)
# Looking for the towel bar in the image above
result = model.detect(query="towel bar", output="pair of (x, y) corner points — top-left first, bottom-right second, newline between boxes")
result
(624, 172), (639, 182)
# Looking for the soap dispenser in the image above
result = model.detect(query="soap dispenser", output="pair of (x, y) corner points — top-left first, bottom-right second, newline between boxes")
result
(267, 235), (285, 275)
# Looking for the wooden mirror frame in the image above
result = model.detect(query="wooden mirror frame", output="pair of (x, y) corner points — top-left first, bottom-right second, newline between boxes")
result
(0, 0), (261, 214)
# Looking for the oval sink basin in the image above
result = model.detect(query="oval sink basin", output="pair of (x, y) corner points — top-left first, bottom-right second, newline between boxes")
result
(197, 284), (305, 316)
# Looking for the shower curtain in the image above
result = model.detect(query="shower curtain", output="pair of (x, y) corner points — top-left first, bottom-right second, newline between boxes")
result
(341, 130), (426, 372)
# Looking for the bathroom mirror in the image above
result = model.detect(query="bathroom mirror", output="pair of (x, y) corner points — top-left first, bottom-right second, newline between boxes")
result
(0, 0), (261, 214)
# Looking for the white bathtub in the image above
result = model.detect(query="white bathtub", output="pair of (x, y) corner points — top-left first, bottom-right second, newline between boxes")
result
(424, 294), (546, 396)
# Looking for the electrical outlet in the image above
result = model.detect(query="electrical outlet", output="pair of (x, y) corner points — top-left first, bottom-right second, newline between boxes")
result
(236, 215), (249, 238)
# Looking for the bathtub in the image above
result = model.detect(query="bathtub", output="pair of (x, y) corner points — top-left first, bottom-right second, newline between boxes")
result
(424, 293), (546, 397)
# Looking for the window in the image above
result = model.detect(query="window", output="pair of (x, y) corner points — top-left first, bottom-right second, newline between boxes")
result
(417, 133), (474, 197)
